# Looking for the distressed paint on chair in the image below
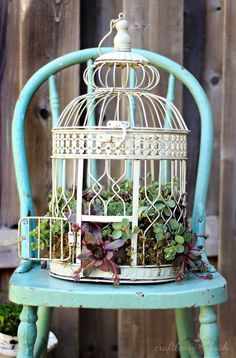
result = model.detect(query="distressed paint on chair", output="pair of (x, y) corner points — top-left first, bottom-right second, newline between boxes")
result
(17, 305), (37, 358)
(10, 48), (227, 357)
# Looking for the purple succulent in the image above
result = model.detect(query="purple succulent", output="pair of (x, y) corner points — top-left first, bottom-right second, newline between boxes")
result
(174, 236), (213, 281)
(74, 224), (124, 286)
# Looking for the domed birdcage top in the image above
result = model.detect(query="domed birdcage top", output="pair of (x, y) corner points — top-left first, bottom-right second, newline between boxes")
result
(54, 14), (188, 132)
(52, 14), (188, 161)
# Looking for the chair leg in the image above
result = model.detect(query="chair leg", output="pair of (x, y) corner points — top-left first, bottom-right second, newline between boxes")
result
(175, 308), (195, 358)
(34, 307), (52, 358)
(17, 305), (38, 358)
(199, 306), (220, 358)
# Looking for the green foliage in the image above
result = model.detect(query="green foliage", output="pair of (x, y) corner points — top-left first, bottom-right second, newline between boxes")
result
(112, 219), (131, 240)
(0, 301), (22, 336)
(29, 188), (70, 255)
(29, 179), (191, 267)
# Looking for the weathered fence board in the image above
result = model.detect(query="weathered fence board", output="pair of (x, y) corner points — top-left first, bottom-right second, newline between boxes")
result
(218, 0), (236, 357)
(0, 1), (81, 357)
(0, 0), (233, 357)
(118, 2), (184, 357)
(0, 0), (20, 227)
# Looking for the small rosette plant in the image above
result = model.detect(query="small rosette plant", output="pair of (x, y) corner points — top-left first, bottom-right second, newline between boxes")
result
(73, 222), (127, 286)
(29, 180), (211, 285)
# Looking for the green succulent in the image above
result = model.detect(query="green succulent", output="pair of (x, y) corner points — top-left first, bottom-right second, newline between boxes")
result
(112, 218), (131, 240)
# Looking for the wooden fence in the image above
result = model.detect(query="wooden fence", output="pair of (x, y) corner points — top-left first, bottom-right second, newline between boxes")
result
(0, 0), (235, 357)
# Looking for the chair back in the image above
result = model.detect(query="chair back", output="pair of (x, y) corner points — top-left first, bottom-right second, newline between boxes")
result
(12, 47), (213, 260)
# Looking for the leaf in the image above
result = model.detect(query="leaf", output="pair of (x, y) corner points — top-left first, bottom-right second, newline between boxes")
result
(94, 259), (103, 267)
(92, 227), (102, 242)
(176, 244), (185, 253)
(175, 235), (184, 244)
(166, 199), (176, 208)
(105, 239), (125, 250)
(169, 219), (179, 231)
(112, 230), (122, 239)
(155, 231), (165, 241)
(155, 201), (166, 211)
(184, 233), (192, 242)
(132, 226), (140, 234)
(112, 222), (122, 230)
(164, 246), (176, 254)
(163, 208), (171, 217)
(122, 232), (130, 240)
(122, 218), (130, 227)
(138, 206), (149, 216)
(104, 258), (120, 274)
(177, 223), (185, 235)
(78, 247), (93, 260)
(83, 261), (96, 276)
(83, 231), (95, 244)
(106, 251), (113, 260)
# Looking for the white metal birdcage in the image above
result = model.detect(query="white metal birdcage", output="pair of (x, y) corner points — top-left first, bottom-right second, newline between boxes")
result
(19, 14), (190, 284)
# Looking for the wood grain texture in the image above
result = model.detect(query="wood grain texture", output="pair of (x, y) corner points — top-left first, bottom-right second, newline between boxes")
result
(218, 1), (236, 356)
(0, 0), (20, 227)
(16, 1), (80, 357)
(119, 2), (183, 357)
(79, 309), (118, 358)
(203, 1), (223, 215)
(0, 229), (18, 268)
(183, 0), (206, 211)
(50, 307), (79, 358)
(79, 2), (123, 357)
(19, 0), (79, 216)
(0, 269), (13, 302)
(124, 0), (183, 109)
(0, 1), (231, 357)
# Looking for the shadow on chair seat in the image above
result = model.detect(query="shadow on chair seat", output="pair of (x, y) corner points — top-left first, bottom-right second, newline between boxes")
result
(9, 264), (227, 309)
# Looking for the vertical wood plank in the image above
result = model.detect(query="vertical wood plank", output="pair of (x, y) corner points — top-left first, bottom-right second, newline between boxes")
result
(79, 309), (118, 358)
(0, 269), (13, 302)
(218, 0), (236, 357)
(203, 1), (223, 216)
(1, 0), (80, 358)
(79, 2), (123, 357)
(124, 0), (183, 110)
(183, 0), (206, 210)
(0, 0), (20, 227)
(119, 1), (184, 357)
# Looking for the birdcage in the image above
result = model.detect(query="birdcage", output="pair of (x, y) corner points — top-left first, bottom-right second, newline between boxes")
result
(19, 14), (190, 284)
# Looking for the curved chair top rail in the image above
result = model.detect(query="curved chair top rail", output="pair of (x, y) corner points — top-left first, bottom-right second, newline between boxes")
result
(12, 47), (213, 247)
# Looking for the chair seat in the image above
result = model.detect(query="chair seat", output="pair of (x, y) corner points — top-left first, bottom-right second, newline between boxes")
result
(9, 264), (227, 309)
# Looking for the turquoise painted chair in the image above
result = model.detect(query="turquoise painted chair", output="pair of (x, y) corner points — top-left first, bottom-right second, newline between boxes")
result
(9, 48), (227, 358)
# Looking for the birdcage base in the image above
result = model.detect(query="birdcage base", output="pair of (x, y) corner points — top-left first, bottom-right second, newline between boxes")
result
(49, 261), (177, 284)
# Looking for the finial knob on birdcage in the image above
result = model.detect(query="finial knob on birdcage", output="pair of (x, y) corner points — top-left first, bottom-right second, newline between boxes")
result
(114, 15), (131, 52)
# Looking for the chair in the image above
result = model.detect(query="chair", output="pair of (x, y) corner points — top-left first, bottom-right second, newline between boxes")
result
(9, 47), (227, 358)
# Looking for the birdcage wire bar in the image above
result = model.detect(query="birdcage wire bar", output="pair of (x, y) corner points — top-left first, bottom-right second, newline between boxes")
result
(18, 14), (190, 283)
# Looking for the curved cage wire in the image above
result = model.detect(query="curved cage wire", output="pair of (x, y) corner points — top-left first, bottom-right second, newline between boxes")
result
(56, 60), (188, 131)
(19, 15), (191, 284)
